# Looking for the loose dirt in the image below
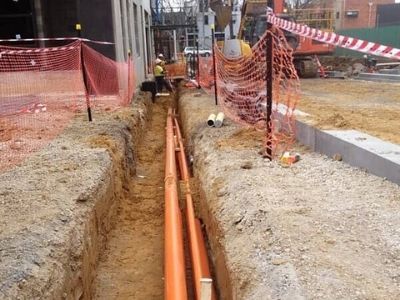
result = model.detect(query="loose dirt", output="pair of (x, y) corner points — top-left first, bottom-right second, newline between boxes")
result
(93, 96), (172, 299)
(180, 89), (400, 300)
(297, 79), (400, 144)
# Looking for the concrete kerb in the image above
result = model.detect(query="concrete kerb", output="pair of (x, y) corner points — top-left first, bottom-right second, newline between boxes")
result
(295, 118), (400, 185)
(356, 72), (400, 82)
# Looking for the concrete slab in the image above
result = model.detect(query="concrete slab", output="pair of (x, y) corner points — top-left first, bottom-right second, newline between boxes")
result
(326, 130), (400, 164)
(379, 69), (400, 75)
(295, 120), (400, 185)
(356, 72), (400, 82)
(324, 71), (346, 79)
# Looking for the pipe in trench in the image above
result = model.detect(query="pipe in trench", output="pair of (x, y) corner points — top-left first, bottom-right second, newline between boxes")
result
(165, 108), (188, 300)
(173, 117), (216, 300)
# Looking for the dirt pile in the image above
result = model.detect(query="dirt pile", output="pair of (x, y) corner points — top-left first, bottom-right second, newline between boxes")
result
(180, 89), (400, 299)
(298, 79), (400, 144)
(0, 93), (151, 299)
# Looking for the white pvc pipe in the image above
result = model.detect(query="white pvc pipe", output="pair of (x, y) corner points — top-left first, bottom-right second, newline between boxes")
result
(215, 112), (224, 128)
(207, 114), (216, 127)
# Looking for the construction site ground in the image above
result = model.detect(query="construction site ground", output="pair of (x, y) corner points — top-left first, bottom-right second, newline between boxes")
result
(1, 81), (400, 299)
(297, 78), (400, 144)
(179, 88), (400, 299)
(0, 93), (155, 298)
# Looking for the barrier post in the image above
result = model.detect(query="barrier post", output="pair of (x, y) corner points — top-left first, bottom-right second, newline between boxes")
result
(196, 37), (201, 89)
(76, 23), (92, 122)
(265, 22), (273, 158)
(211, 26), (218, 106)
(128, 50), (132, 104)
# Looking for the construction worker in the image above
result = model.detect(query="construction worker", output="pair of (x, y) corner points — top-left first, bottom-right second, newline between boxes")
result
(154, 58), (172, 93)
(158, 53), (166, 66)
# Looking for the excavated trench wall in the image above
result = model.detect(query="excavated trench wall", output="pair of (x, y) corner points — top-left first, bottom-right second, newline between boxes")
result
(179, 90), (235, 299)
(0, 93), (151, 299)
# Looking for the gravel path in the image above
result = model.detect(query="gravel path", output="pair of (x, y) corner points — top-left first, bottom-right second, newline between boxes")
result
(180, 89), (400, 300)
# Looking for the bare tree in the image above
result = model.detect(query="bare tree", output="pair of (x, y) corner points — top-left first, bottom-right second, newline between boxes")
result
(288, 0), (315, 9)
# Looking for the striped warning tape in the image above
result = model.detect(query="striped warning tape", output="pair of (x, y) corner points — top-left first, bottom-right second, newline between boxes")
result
(0, 45), (78, 57)
(267, 14), (400, 60)
(0, 37), (113, 45)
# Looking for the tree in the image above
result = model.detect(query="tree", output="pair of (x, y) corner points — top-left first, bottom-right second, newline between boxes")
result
(287, 0), (315, 9)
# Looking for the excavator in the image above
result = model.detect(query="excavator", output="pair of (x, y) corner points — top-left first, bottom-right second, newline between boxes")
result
(235, 0), (334, 77)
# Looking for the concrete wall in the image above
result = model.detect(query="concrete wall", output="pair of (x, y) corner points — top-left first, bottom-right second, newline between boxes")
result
(113, 0), (153, 85)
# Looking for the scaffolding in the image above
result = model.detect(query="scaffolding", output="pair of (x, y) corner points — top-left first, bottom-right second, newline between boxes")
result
(291, 8), (334, 31)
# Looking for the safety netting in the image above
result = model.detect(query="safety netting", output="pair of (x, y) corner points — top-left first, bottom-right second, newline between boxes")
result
(0, 40), (134, 171)
(199, 26), (300, 157)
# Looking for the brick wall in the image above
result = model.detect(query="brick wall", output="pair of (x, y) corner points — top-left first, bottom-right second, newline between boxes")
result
(336, 0), (395, 29)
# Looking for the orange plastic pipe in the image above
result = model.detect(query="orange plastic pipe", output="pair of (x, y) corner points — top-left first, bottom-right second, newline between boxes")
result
(173, 117), (216, 300)
(165, 109), (188, 300)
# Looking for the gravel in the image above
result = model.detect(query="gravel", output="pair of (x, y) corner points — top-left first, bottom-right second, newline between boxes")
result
(179, 89), (400, 300)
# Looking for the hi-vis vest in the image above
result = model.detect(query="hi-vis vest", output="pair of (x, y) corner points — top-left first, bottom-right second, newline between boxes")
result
(154, 65), (164, 77)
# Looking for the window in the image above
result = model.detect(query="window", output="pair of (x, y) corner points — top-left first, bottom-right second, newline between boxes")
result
(133, 3), (140, 55)
(336, 12), (340, 19)
(0, 0), (35, 40)
(346, 10), (359, 17)
(204, 15), (209, 25)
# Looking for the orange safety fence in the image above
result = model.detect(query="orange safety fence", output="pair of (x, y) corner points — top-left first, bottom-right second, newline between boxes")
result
(0, 40), (134, 172)
(164, 56), (187, 79)
(199, 26), (300, 157)
(198, 56), (214, 90)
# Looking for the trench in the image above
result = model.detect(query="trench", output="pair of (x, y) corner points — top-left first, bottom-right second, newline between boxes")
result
(92, 96), (170, 299)
(91, 88), (224, 299)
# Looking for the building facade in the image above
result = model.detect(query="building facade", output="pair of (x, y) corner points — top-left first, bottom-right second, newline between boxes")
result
(197, 7), (241, 49)
(334, 0), (396, 29)
(0, 0), (153, 86)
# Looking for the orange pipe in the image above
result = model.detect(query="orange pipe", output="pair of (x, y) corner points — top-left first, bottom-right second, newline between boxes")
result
(173, 117), (216, 300)
(195, 219), (217, 299)
(165, 109), (188, 300)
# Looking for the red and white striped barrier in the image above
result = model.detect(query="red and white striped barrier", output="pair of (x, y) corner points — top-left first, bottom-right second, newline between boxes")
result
(0, 45), (77, 56)
(267, 14), (400, 60)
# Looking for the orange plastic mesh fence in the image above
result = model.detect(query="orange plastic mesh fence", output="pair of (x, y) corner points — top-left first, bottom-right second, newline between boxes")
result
(164, 56), (186, 79)
(200, 27), (300, 157)
(82, 43), (134, 108)
(198, 56), (214, 90)
(0, 40), (134, 172)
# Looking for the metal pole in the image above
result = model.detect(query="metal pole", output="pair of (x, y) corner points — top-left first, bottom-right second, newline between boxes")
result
(196, 36), (201, 89)
(76, 23), (92, 122)
(266, 22), (273, 159)
(173, 29), (177, 60)
(211, 27), (218, 106)
(191, 50), (195, 79)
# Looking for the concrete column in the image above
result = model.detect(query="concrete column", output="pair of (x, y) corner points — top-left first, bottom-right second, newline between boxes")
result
(111, 0), (124, 62)
(34, 0), (45, 47)
(173, 30), (177, 60)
